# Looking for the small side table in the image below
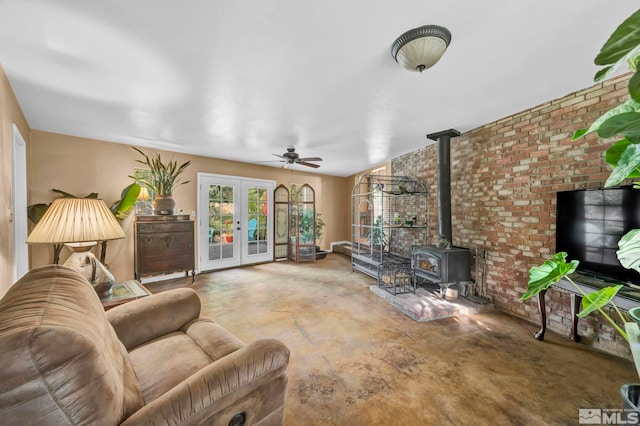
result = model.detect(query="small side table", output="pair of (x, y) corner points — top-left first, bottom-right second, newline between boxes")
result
(101, 280), (151, 310)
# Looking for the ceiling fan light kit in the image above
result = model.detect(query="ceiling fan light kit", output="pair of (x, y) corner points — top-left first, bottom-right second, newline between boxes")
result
(391, 25), (452, 72)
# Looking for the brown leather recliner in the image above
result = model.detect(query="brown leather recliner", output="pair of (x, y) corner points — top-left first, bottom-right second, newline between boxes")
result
(0, 265), (290, 425)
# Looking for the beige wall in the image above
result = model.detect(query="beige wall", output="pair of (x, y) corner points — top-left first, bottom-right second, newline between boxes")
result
(0, 64), (30, 298)
(29, 131), (351, 282)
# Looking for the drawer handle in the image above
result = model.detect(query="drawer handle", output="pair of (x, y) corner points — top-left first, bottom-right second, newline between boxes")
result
(161, 235), (172, 248)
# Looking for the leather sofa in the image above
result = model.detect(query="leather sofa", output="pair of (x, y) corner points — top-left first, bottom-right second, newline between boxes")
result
(0, 265), (290, 425)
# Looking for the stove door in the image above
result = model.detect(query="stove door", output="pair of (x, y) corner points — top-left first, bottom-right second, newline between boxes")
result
(412, 251), (441, 281)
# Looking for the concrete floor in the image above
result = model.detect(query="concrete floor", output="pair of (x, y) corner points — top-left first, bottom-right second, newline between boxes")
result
(147, 254), (638, 425)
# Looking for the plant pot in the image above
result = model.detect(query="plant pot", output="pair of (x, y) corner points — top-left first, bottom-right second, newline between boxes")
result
(315, 246), (328, 260)
(621, 384), (640, 421)
(153, 195), (175, 215)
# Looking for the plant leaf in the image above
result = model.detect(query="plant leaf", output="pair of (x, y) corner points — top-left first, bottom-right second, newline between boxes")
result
(572, 128), (588, 140)
(110, 183), (141, 220)
(51, 189), (80, 198)
(51, 189), (99, 199)
(27, 203), (49, 224)
(595, 44), (640, 82)
(593, 9), (640, 82)
(606, 138), (633, 166)
(617, 229), (640, 275)
(598, 112), (640, 140)
(520, 252), (578, 300)
(594, 66), (614, 82)
(605, 143), (640, 187)
(605, 139), (640, 181)
(630, 72), (640, 103)
(577, 285), (624, 318)
(572, 99), (640, 140)
(595, 9), (640, 66)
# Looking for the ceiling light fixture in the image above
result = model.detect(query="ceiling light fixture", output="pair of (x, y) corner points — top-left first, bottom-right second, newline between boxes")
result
(391, 25), (452, 72)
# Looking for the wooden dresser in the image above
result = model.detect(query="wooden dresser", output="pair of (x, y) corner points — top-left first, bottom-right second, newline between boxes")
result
(134, 215), (195, 281)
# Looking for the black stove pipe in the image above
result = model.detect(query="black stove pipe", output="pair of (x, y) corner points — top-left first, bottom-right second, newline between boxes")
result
(427, 129), (461, 244)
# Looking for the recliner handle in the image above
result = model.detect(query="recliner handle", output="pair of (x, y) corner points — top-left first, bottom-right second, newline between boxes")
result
(228, 411), (246, 426)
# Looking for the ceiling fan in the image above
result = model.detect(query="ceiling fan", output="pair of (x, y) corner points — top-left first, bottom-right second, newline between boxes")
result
(262, 148), (323, 169)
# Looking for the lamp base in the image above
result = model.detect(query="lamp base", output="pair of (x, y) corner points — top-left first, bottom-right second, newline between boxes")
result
(63, 243), (115, 297)
(92, 280), (114, 298)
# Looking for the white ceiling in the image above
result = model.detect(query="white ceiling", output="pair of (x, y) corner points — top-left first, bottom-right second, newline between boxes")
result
(0, 1), (637, 177)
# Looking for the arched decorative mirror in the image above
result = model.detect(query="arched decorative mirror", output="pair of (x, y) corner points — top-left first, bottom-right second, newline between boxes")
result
(289, 183), (316, 263)
(273, 184), (290, 260)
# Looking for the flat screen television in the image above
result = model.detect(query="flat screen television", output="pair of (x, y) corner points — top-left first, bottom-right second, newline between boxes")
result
(556, 186), (640, 285)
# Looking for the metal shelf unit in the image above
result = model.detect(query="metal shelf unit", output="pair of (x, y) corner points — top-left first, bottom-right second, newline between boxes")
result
(351, 174), (428, 281)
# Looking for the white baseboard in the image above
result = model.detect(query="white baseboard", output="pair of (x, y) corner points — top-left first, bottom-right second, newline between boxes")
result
(329, 241), (351, 253)
(140, 272), (189, 284)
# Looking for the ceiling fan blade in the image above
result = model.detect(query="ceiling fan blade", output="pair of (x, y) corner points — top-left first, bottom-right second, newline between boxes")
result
(297, 161), (320, 168)
(255, 160), (285, 163)
(273, 154), (287, 159)
(298, 157), (323, 162)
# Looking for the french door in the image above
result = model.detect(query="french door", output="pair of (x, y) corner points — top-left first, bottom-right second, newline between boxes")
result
(197, 173), (275, 271)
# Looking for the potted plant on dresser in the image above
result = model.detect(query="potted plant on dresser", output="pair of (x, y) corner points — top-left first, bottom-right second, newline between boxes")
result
(131, 147), (192, 215)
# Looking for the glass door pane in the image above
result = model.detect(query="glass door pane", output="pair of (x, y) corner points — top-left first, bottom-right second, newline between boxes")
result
(208, 184), (236, 262)
(247, 187), (269, 256)
(241, 181), (274, 264)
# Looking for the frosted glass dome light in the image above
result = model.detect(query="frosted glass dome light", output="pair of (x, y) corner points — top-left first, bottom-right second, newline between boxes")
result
(391, 25), (452, 72)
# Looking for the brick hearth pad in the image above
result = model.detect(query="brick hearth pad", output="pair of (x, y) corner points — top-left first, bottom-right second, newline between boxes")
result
(370, 284), (493, 322)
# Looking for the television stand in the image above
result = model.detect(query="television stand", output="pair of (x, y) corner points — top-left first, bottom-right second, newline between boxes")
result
(534, 273), (640, 342)
(534, 288), (582, 342)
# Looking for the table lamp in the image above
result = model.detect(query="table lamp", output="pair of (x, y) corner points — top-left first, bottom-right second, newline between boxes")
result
(135, 186), (152, 215)
(26, 198), (126, 296)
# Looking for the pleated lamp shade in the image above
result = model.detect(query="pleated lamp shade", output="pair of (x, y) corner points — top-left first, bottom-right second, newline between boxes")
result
(137, 186), (151, 201)
(26, 198), (125, 244)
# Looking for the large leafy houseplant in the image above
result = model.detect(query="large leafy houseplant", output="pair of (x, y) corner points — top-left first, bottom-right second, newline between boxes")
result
(298, 210), (325, 245)
(370, 215), (388, 251)
(521, 10), (640, 348)
(131, 147), (191, 196)
(522, 252), (629, 339)
(314, 213), (325, 245)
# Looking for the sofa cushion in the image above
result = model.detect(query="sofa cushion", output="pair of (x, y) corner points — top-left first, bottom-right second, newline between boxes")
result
(183, 318), (245, 360)
(128, 318), (245, 403)
(0, 265), (144, 425)
(106, 287), (203, 350)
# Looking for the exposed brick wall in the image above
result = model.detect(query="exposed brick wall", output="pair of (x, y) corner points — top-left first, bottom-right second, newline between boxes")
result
(392, 73), (632, 357)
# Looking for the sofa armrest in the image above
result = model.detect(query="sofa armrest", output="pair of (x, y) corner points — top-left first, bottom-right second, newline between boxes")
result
(107, 288), (201, 349)
(120, 338), (290, 426)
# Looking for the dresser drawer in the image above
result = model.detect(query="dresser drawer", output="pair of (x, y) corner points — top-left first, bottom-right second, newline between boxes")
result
(137, 232), (194, 259)
(136, 221), (193, 234)
(139, 254), (195, 276)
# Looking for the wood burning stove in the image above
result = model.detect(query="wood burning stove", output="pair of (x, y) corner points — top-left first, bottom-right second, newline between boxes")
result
(411, 245), (471, 292)
(411, 129), (472, 298)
